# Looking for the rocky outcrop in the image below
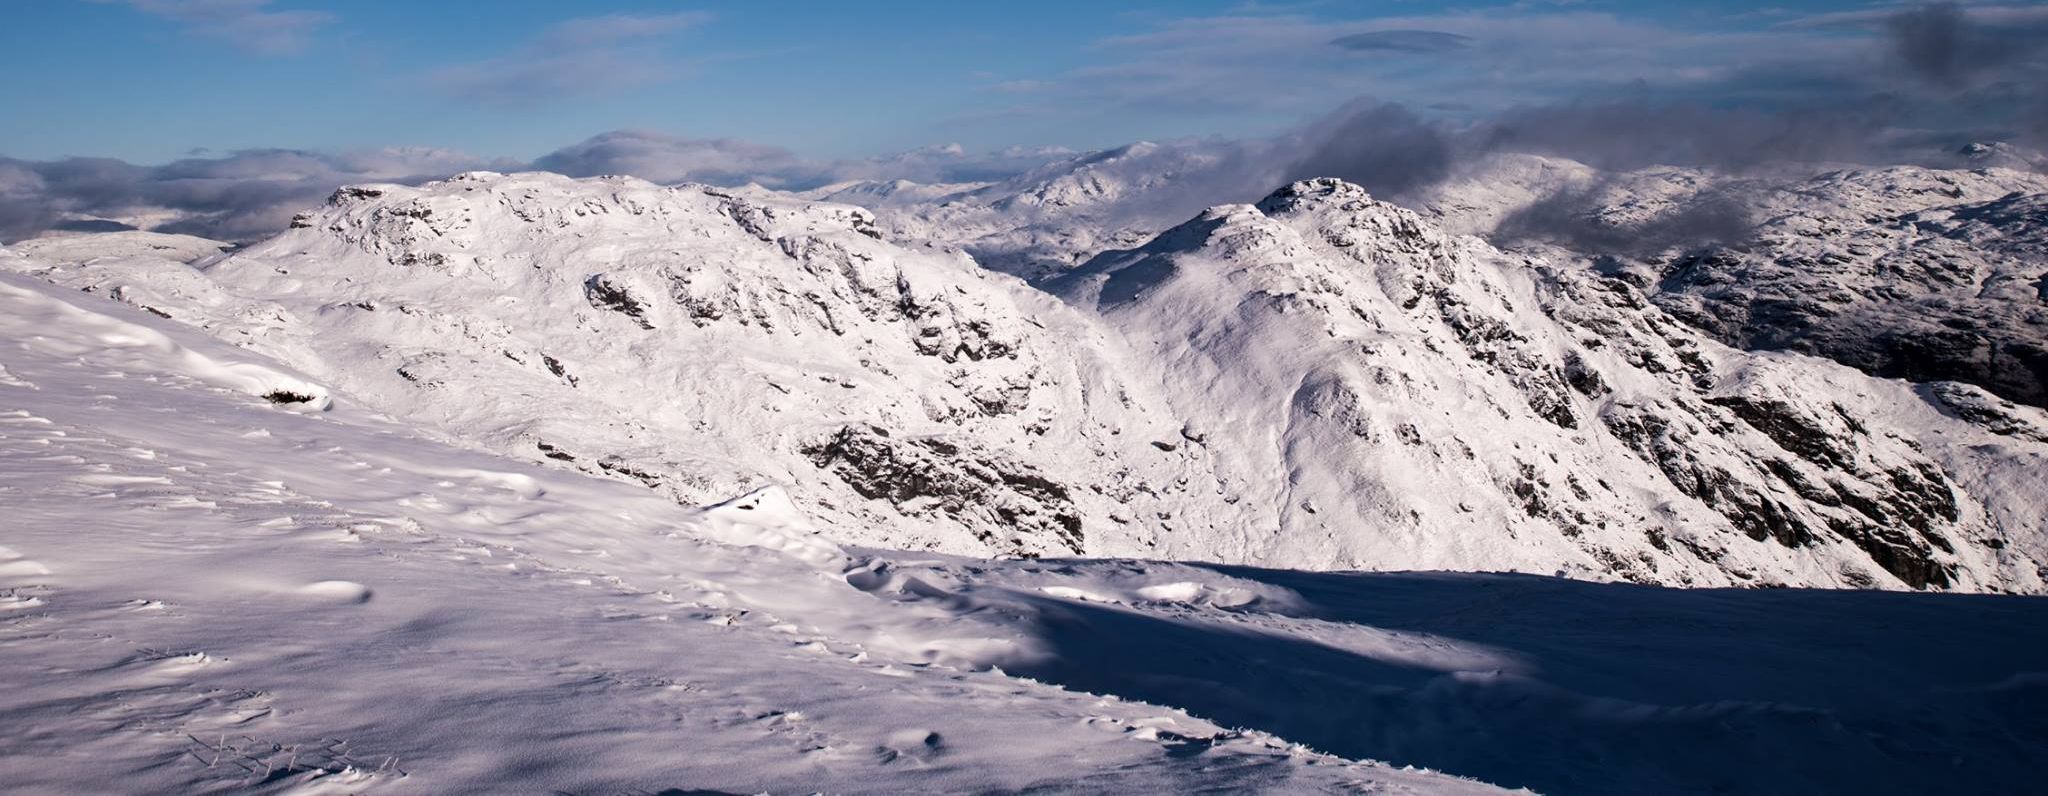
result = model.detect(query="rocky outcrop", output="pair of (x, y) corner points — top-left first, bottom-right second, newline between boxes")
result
(1923, 381), (2048, 443)
(802, 425), (1083, 556)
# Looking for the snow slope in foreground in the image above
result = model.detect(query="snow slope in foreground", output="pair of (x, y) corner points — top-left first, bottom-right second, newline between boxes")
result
(0, 272), (1491, 793)
(3, 273), (2047, 794)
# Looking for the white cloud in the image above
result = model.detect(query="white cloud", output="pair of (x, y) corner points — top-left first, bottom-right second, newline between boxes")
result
(424, 13), (713, 105)
(113, 0), (334, 56)
(541, 12), (712, 47)
(989, 79), (1051, 94)
(527, 132), (1081, 188)
(529, 130), (816, 186)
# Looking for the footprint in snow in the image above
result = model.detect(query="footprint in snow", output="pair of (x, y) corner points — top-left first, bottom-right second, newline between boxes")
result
(130, 648), (217, 674)
(0, 589), (47, 612)
(875, 729), (945, 764)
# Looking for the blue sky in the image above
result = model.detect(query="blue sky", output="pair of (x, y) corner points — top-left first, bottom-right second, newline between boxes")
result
(0, 0), (1996, 164)
(2, 1), (2043, 244)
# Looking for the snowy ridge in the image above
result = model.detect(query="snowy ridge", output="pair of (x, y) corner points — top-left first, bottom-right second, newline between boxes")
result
(6, 230), (234, 266)
(800, 177), (992, 207)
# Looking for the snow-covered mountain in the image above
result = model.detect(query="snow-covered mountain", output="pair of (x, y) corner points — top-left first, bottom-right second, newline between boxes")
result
(1052, 178), (2048, 591)
(10, 170), (2047, 593)
(1420, 155), (2048, 410)
(808, 140), (1275, 280)
(6, 173), (1182, 559)
(916, 145), (2048, 416)
(1657, 167), (2048, 409)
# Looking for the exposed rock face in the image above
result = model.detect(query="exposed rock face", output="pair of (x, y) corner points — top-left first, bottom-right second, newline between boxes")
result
(1657, 175), (2048, 409)
(1923, 381), (2048, 443)
(802, 425), (1084, 555)
(9, 171), (2047, 592)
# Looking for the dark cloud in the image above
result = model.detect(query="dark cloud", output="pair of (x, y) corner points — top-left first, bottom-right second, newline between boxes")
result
(10, 3), (2048, 250)
(1439, 4), (2048, 174)
(1280, 101), (1456, 199)
(0, 135), (1089, 245)
(1492, 182), (1757, 258)
(0, 148), (500, 244)
(1885, 3), (2045, 88)
(0, 164), (58, 243)
(1472, 97), (1903, 173)
(1329, 30), (1471, 54)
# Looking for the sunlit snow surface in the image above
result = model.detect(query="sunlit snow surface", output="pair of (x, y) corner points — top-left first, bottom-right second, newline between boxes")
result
(4, 267), (2046, 793)
(0, 272), (1498, 793)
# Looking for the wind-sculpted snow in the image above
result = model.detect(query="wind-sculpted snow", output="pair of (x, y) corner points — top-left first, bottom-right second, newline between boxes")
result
(8, 171), (2048, 593)
(0, 272), (1499, 793)
(3, 272), (2044, 794)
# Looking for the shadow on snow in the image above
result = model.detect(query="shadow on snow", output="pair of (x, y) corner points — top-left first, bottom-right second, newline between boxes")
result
(1006, 569), (2048, 795)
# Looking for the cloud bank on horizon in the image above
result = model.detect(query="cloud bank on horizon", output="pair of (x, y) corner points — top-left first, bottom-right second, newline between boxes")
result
(2, 1), (2045, 242)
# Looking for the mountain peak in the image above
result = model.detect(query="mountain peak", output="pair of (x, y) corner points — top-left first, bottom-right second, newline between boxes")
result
(1256, 177), (1374, 214)
(1253, 178), (1440, 245)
